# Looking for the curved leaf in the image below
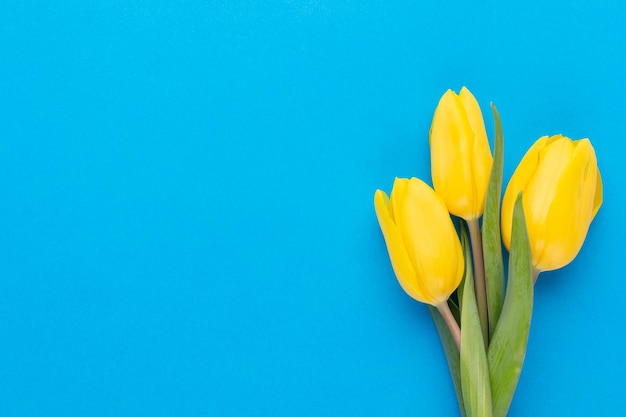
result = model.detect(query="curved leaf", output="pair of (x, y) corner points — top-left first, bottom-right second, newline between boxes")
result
(460, 225), (493, 417)
(483, 103), (505, 338)
(487, 194), (533, 417)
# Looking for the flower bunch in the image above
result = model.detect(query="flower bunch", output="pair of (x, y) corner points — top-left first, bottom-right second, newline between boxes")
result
(374, 87), (602, 417)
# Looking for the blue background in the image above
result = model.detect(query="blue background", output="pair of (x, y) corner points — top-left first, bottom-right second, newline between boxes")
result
(1, 1), (624, 416)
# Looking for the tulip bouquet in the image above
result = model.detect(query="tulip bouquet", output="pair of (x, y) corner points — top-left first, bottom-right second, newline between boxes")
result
(374, 87), (602, 417)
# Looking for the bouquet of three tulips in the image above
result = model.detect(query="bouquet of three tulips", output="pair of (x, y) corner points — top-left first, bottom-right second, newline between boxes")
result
(374, 87), (602, 417)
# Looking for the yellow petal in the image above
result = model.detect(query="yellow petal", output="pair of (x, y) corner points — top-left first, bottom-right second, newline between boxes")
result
(524, 136), (573, 224)
(521, 136), (576, 264)
(390, 178), (464, 304)
(428, 90), (455, 148)
(430, 91), (476, 218)
(533, 139), (598, 271)
(501, 135), (550, 250)
(389, 177), (409, 224)
(459, 87), (493, 216)
(592, 168), (603, 219)
(374, 189), (434, 303)
(430, 88), (491, 219)
(459, 87), (485, 139)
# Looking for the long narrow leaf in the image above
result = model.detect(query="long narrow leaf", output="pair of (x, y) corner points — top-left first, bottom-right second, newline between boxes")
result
(487, 194), (533, 417)
(460, 225), (493, 417)
(483, 103), (505, 338)
(429, 305), (466, 417)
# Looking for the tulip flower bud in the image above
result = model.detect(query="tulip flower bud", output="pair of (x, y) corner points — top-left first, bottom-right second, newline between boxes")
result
(429, 87), (493, 220)
(501, 135), (603, 272)
(374, 178), (464, 305)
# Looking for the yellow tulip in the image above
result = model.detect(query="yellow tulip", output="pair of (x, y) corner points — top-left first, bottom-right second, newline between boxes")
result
(374, 178), (464, 305)
(501, 135), (603, 272)
(429, 87), (493, 220)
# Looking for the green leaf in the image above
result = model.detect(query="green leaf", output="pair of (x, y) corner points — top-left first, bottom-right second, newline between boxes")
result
(428, 304), (466, 417)
(460, 225), (493, 417)
(483, 103), (505, 338)
(487, 194), (533, 417)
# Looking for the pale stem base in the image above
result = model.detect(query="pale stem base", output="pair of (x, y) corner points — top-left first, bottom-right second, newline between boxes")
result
(437, 301), (461, 350)
(532, 268), (540, 285)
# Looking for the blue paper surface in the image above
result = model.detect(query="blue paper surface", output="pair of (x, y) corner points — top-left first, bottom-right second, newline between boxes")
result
(1, 1), (624, 416)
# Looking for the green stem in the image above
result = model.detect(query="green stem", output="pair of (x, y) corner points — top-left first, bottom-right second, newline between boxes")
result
(467, 219), (489, 347)
(437, 301), (461, 350)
